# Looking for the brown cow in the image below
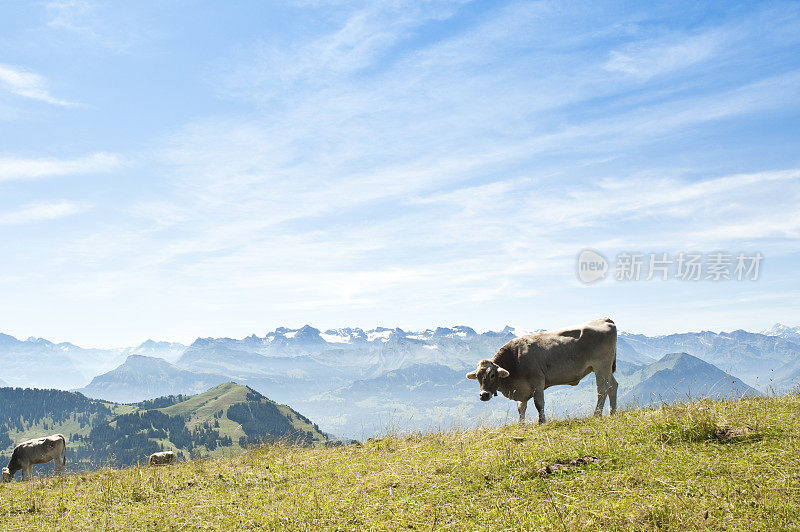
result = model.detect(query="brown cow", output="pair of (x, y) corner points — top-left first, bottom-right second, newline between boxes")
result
(2, 434), (66, 482)
(467, 317), (618, 424)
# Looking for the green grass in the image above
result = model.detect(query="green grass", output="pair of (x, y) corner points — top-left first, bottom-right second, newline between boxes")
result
(1, 395), (798, 530)
(159, 382), (246, 421)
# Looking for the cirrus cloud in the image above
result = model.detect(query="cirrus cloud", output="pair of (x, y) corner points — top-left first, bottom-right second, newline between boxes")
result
(0, 200), (84, 226)
(0, 152), (122, 182)
(0, 63), (75, 106)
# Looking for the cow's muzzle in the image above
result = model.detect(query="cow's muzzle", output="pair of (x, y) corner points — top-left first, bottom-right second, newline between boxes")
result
(479, 391), (492, 401)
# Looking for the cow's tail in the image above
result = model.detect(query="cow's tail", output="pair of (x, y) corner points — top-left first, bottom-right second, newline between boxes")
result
(58, 434), (66, 466)
(610, 320), (617, 374)
(612, 340), (617, 373)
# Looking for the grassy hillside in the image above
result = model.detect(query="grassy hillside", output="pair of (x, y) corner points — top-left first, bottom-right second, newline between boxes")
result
(158, 382), (327, 456)
(0, 383), (326, 470)
(1, 395), (797, 530)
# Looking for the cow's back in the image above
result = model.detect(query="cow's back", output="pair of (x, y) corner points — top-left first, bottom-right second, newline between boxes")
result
(12, 434), (65, 467)
(512, 318), (616, 385)
(538, 317), (615, 352)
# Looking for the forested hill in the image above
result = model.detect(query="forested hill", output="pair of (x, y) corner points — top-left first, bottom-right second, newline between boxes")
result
(0, 383), (327, 472)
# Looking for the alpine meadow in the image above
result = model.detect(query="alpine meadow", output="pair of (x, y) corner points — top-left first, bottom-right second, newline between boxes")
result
(2, 1), (800, 530)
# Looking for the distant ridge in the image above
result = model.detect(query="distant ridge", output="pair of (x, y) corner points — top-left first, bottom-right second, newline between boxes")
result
(762, 323), (800, 342)
(121, 340), (187, 363)
(622, 352), (759, 406)
(0, 333), (87, 389)
(78, 355), (227, 403)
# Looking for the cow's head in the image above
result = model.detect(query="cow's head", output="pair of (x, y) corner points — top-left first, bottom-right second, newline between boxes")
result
(466, 359), (510, 401)
(1, 467), (12, 483)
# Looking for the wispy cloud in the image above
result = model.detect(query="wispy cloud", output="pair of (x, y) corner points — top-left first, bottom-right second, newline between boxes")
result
(0, 63), (75, 106)
(0, 200), (83, 225)
(44, 0), (154, 52)
(45, 0), (95, 32)
(604, 30), (726, 80)
(219, 1), (469, 103)
(0, 152), (121, 182)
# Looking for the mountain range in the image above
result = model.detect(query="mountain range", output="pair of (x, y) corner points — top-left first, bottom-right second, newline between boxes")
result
(619, 352), (757, 406)
(0, 334), (186, 389)
(2, 322), (798, 438)
(620, 329), (799, 389)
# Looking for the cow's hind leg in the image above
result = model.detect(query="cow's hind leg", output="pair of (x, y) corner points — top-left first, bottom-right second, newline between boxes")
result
(608, 373), (619, 415)
(517, 400), (527, 424)
(533, 389), (546, 424)
(594, 368), (618, 416)
(594, 371), (609, 417)
(55, 454), (65, 476)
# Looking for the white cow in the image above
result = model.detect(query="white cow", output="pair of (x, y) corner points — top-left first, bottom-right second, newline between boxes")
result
(2, 434), (66, 482)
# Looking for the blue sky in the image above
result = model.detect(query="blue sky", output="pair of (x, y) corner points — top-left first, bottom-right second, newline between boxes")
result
(1, 1), (799, 347)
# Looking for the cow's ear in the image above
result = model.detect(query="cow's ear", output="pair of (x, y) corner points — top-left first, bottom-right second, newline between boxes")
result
(466, 371), (478, 380)
(497, 367), (510, 378)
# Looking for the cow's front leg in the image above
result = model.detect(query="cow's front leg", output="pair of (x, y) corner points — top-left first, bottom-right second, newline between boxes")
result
(533, 389), (546, 424)
(517, 400), (527, 424)
(22, 467), (32, 481)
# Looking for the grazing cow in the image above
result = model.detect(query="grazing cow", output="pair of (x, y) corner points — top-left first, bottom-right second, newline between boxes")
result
(467, 317), (618, 424)
(148, 451), (175, 466)
(2, 434), (66, 482)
